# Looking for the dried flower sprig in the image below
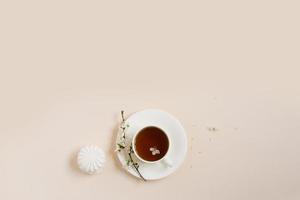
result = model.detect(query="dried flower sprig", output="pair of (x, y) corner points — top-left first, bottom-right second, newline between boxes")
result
(128, 145), (146, 181)
(116, 110), (146, 181)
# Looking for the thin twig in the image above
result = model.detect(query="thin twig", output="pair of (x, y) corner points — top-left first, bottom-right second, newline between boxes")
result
(120, 110), (126, 139)
(119, 110), (146, 181)
(121, 110), (125, 122)
(129, 145), (146, 181)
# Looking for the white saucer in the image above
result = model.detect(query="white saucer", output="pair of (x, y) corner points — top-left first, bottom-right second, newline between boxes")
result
(116, 109), (187, 180)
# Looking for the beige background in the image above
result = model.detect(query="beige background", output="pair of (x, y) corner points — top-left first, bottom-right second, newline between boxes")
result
(0, 1), (300, 200)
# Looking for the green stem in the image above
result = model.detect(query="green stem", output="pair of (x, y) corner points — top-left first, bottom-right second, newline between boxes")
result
(129, 146), (146, 181)
(120, 110), (146, 181)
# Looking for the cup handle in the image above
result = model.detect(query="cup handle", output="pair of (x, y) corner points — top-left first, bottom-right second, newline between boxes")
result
(162, 157), (173, 167)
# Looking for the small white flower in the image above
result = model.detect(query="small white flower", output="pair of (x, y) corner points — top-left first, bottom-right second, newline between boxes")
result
(149, 146), (160, 155)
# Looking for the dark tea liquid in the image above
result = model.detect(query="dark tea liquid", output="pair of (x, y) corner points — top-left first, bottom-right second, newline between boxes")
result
(135, 126), (169, 161)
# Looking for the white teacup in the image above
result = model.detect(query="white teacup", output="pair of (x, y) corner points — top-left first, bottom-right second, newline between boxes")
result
(132, 126), (172, 167)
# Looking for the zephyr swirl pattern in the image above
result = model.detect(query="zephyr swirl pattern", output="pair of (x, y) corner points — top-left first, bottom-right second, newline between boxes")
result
(77, 145), (105, 174)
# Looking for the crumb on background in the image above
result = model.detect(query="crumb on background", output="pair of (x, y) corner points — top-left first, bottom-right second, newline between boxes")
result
(207, 127), (219, 132)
